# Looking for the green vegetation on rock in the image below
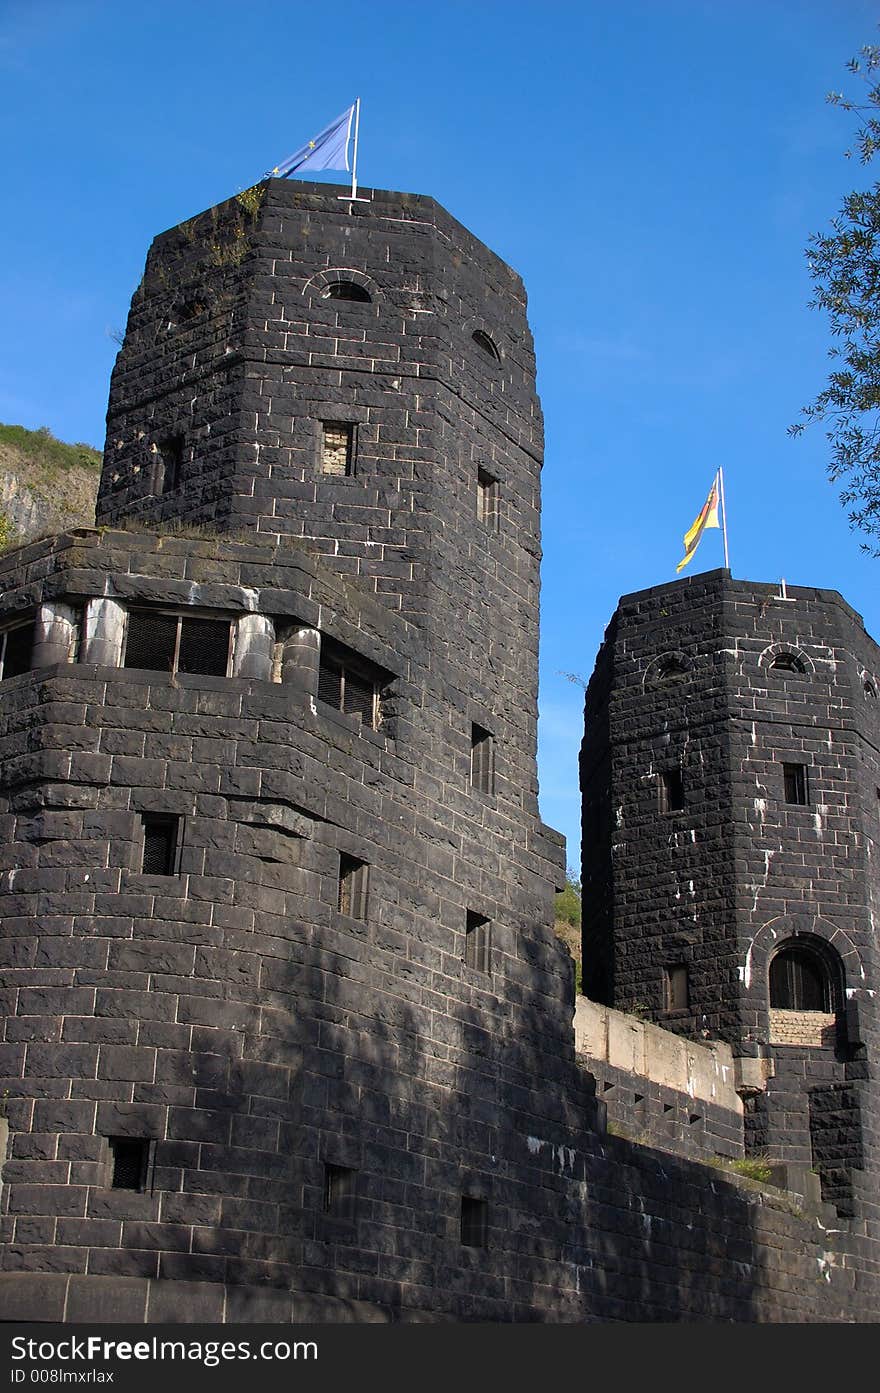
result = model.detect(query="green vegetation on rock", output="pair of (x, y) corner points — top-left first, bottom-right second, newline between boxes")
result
(0, 423), (101, 474)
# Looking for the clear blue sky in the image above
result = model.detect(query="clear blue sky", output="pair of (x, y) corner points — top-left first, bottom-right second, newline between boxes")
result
(2, 0), (879, 870)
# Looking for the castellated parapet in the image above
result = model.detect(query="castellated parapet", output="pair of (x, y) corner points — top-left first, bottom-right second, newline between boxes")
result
(0, 184), (878, 1321)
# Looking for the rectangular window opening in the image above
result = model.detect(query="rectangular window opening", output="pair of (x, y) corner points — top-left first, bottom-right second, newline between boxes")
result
(663, 964), (689, 1012)
(460, 1195), (488, 1248)
(465, 911), (492, 974)
(658, 768), (684, 813)
(141, 813), (180, 876)
(159, 434), (185, 494)
(317, 637), (383, 730)
(124, 610), (232, 678)
(110, 1136), (150, 1191)
(338, 853), (369, 919)
(476, 469), (499, 530)
(323, 1163), (358, 1221)
(0, 620), (36, 681)
(783, 762), (809, 806)
(470, 724), (495, 795)
(321, 422), (354, 476)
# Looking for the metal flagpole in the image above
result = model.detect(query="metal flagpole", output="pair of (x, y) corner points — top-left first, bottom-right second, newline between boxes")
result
(350, 98), (361, 200)
(718, 466), (730, 571)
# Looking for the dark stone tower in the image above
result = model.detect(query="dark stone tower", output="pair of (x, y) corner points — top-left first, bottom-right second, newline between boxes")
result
(581, 569), (880, 1217)
(0, 183), (581, 1322)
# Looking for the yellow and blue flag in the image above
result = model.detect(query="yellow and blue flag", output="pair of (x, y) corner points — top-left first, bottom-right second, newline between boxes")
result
(267, 105), (355, 179)
(676, 471), (721, 573)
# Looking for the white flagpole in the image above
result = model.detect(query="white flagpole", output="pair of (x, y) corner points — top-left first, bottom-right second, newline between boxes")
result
(718, 466), (730, 571)
(350, 98), (361, 201)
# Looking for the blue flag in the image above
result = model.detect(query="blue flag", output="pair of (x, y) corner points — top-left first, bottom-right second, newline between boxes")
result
(266, 105), (355, 179)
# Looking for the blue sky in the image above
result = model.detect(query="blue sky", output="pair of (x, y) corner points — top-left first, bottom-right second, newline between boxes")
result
(2, 0), (879, 869)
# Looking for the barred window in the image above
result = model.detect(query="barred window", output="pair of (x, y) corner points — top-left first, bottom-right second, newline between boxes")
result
(663, 964), (689, 1011)
(0, 620), (36, 680)
(471, 724), (494, 794)
(477, 469), (499, 530)
(140, 813), (180, 875)
(321, 422), (354, 476)
(465, 912), (491, 973)
(317, 638), (384, 729)
(338, 854), (369, 919)
(323, 1164), (358, 1220)
(658, 768), (684, 813)
(783, 762), (809, 806)
(124, 610), (232, 677)
(110, 1137), (150, 1191)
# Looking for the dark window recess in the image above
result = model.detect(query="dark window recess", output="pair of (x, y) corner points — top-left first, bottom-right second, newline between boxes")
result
(326, 281), (371, 303)
(338, 854), (369, 919)
(317, 639), (383, 729)
(158, 435), (185, 493)
(471, 724), (495, 794)
(477, 469), (499, 529)
(657, 657), (687, 683)
(865, 680), (877, 699)
(663, 964), (689, 1011)
(141, 814), (179, 876)
(323, 1164), (358, 1220)
(771, 652), (806, 673)
(472, 330), (500, 361)
(0, 621), (36, 680)
(321, 422), (354, 476)
(465, 912), (491, 973)
(461, 1196), (488, 1248)
(783, 762), (809, 806)
(110, 1137), (149, 1191)
(658, 768), (684, 813)
(124, 611), (231, 678)
(770, 945), (833, 1012)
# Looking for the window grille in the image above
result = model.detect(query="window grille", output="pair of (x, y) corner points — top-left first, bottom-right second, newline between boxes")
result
(326, 282), (371, 302)
(471, 725), (494, 794)
(472, 330), (500, 361)
(770, 946), (832, 1012)
(338, 854), (369, 919)
(124, 610), (231, 677)
(465, 912), (491, 973)
(663, 964), (689, 1011)
(317, 641), (382, 729)
(460, 1196), (488, 1248)
(783, 762), (809, 806)
(141, 813), (179, 876)
(323, 1164), (358, 1220)
(0, 621), (36, 680)
(110, 1137), (149, 1191)
(658, 768), (684, 813)
(321, 422), (354, 476)
(477, 469), (499, 530)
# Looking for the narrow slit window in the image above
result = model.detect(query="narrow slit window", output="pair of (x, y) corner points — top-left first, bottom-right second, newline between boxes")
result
(158, 434), (185, 494)
(141, 813), (179, 876)
(110, 1137), (149, 1191)
(783, 762), (809, 806)
(323, 1163), (358, 1220)
(471, 724), (495, 795)
(321, 422), (354, 476)
(460, 1195), (488, 1248)
(477, 469), (499, 530)
(658, 768), (684, 813)
(663, 964), (689, 1011)
(0, 621), (36, 680)
(338, 854), (369, 919)
(465, 912), (491, 974)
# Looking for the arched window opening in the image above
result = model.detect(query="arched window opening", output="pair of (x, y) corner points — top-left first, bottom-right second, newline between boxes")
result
(472, 329), (500, 361)
(770, 652), (806, 674)
(769, 944), (833, 1012)
(864, 679), (877, 699)
(326, 282), (371, 303)
(657, 656), (687, 682)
